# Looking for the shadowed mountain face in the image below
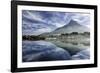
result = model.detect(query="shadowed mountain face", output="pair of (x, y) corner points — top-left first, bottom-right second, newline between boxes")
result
(48, 20), (90, 34)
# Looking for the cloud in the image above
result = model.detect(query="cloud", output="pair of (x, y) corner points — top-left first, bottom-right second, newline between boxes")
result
(71, 13), (90, 28)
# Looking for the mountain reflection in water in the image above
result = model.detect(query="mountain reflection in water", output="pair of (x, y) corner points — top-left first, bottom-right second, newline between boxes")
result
(22, 40), (90, 62)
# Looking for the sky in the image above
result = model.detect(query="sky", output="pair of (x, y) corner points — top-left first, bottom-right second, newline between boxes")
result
(22, 10), (90, 35)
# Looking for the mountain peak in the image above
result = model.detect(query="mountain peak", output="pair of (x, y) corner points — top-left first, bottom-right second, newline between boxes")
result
(64, 20), (80, 27)
(69, 20), (78, 24)
(48, 19), (89, 34)
(40, 19), (90, 35)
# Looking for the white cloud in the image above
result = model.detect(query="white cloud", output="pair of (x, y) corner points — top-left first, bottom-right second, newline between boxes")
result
(26, 11), (45, 22)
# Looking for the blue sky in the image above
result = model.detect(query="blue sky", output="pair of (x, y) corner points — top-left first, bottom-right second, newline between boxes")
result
(22, 10), (90, 35)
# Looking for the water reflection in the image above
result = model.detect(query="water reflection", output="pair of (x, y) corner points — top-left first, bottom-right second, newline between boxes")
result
(22, 40), (90, 62)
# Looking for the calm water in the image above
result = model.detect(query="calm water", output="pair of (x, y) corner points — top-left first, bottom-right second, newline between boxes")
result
(22, 40), (90, 62)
